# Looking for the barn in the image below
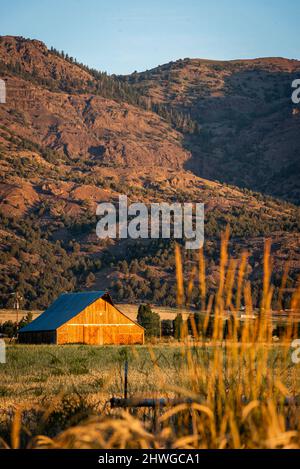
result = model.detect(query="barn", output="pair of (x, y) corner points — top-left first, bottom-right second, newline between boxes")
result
(18, 291), (144, 345)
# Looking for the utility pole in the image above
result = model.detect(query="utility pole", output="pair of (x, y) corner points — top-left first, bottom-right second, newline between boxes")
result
(12, 292), (23, 323)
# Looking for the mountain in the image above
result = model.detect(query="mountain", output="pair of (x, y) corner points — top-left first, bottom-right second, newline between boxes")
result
(0, 36), (299, 310)
(123, 57), (300, 203)
(0, 36), (189, 168)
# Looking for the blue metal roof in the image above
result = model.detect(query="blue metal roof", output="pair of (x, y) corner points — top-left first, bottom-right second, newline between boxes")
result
(19, 291), (107, 333)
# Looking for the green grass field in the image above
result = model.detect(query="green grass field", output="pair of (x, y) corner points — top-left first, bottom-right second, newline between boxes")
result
(1, 342), (299, 449)
(0, 344), (202, 406)
(0, 343), (194, 445)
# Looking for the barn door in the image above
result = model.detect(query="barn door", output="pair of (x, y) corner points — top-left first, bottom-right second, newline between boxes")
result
(83, 326), (103, 345)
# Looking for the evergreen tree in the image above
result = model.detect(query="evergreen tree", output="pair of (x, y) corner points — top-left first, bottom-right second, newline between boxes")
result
(173, 313), (187, 340)
(19, 312), (33, 329)
(161, 319), (173, 337)
(137, 304), (160, 338)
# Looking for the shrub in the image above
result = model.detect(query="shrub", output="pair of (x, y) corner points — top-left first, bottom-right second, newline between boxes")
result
(137, 304), (160, 338)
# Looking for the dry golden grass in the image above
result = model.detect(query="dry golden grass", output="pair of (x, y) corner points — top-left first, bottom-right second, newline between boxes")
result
(1, 227), (300, 449)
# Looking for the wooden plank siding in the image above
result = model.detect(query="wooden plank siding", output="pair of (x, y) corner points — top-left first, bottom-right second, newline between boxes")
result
(56, 297), (144, 345)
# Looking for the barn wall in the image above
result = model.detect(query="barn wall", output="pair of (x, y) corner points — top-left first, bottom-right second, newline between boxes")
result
(18, 330), (56, 344)
(57, 298), (144, 345)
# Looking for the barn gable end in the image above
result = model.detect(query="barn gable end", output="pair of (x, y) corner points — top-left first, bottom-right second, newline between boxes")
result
(57, 297), (144, 345)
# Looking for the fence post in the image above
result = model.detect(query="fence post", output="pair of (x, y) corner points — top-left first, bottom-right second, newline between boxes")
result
(0, 339), (6, 363)
(124, 360), (128, 399)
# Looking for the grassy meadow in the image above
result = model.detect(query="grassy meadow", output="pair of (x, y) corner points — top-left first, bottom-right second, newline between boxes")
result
(0, 340), (299, 449)
(0, 230), (300, 449)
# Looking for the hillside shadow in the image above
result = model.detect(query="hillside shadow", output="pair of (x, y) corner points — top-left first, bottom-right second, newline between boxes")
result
(182, 66), (300, 205)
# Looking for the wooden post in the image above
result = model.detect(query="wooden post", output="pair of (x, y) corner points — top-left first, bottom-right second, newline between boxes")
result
(124, 360), (128, 399)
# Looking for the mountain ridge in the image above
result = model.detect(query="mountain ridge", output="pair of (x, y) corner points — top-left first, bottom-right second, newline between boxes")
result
(2, 35), (300, 204)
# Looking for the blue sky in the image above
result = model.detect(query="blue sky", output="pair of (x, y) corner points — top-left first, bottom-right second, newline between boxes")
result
(1, 0), (299, 74)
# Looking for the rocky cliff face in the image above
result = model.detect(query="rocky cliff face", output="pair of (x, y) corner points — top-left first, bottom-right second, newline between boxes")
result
(0, 77), (189, 167)
(124, 57), (300, 203)
(0, 37), (189, 169)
